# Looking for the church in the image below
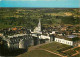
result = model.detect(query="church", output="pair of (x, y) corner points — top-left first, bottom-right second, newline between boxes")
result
(32, 19), (54, 44)
(33, 19), (42, 34)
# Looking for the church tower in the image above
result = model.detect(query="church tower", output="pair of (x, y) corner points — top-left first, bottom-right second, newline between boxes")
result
(38, 19), (41, 32)
(33, 19), (42, 34)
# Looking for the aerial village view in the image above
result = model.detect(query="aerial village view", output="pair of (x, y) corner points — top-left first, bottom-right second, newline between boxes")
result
(0, 8), (80, 57)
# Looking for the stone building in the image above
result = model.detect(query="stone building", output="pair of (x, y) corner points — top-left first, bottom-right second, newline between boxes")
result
(6, 33), (34, 49)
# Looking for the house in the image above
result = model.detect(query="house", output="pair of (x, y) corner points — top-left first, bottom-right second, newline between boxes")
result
(39, 34), (50, 43)
(61, 27), (67, 31)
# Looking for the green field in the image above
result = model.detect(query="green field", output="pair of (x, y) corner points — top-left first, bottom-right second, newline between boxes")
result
(17, 50), (60, 57)
(17, 42), (71, 57)
(0, 8), (80, 29)
(74, 54), (80, 57)
(39, 42), (70, 53)
(17, 42), (80, 57)
(64, 47), (80, 57)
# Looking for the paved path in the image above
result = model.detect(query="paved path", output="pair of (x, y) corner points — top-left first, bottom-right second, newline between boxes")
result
(62, 46), (79, 53)
(71, 50), (79, 56)
(62, 46), (80, 57)
(41, 49), (67, 57)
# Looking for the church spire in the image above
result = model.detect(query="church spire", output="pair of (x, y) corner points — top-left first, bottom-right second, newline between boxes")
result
(38, 19), (41, 31)
(33, 19), (42, 34)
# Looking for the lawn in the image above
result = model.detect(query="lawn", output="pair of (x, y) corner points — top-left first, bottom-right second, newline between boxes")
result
(74, 54), (80, 57)
(17, 42), (72, 57)
(39, 41), (71, 53)
(63, 47), (80, 57)
(17, 50), (60, 57)
(74, 47), (80, 51)
(64, 50), (76, 56)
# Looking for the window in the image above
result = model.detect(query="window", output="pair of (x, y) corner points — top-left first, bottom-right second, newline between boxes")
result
(60, 40), (61, 42)
(56, 39), (57, 41)
(68, 42), (69, 44)
(58, 40), (59, 42)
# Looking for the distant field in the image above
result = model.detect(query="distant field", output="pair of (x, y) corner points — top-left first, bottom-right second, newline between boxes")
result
(0, 8), (80, 29)
(45, 12), (67, 16)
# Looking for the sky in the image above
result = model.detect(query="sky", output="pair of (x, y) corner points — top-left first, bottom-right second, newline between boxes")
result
(0, 0), (80, 8)
(2, 0), (67, 1)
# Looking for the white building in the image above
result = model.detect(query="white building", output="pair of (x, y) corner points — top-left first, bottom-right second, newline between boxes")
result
(50, 31), (57, 34)
(55, 35), (80, 46)
(39, 35), (50, 43)
(55, 38), (73, 46)
(33, 19), (42, 34)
